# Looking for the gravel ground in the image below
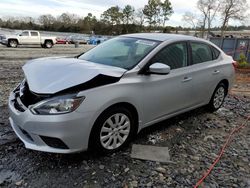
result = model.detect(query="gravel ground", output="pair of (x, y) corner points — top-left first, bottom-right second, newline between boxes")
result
(0, 44), (249, 188)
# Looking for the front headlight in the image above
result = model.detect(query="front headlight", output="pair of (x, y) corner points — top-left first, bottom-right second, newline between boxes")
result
(30, 94), (85, 115)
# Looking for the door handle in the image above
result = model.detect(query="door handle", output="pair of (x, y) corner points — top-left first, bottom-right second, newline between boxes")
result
(182, 76), (192, 82)
(212, 70), (220, 75)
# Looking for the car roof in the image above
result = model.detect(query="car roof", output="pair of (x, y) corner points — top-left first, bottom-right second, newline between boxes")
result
(22, 30), (39, 32)
(121, 33), (201, 42)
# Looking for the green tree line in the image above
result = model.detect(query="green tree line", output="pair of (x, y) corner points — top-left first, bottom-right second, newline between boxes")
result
(0, 0), (174, 35)
(0, 0), (249, 36)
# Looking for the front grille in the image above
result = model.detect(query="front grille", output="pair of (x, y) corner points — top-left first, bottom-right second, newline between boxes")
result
(12, 81), (49, 112)
(40, 136), (69, 149)
(13, 100), (25, 112)
(19, 82), (48, 107)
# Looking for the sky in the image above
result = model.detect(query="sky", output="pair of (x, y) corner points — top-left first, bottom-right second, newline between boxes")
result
(0, 0), (248, 27)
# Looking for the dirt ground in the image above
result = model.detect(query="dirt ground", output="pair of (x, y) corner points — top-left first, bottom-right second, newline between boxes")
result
(0, 44), (249, 188)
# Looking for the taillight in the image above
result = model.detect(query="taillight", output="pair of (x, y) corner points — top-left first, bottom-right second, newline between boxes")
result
(232, 61), (237, 69)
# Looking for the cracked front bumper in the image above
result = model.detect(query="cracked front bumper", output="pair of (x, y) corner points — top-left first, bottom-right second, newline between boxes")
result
(8, 91), (94, 153)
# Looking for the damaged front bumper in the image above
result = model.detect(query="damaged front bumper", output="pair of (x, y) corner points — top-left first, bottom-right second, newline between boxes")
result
(8, 90), (94, 153)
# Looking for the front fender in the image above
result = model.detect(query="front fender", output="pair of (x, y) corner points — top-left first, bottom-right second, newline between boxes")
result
(76, 83), (144, 128)
(7, 38), (19, 44)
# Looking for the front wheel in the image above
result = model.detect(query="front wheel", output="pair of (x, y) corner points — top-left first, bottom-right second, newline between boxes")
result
(89, 106), (136, 153)
(8, 40), (18, 48)
(207, 83), (227, 112)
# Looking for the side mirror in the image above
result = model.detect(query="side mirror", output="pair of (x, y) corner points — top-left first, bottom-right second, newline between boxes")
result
(148, 63), (170, 75)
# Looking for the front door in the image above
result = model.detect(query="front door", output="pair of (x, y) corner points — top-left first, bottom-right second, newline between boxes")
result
(18, 31), (30, 44)
(141, 42), (194, 124)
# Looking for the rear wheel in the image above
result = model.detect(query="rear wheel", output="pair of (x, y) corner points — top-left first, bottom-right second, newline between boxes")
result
(8, 40), (18, 48)
(207, 83), (227, 112)
(89, 106), (136, 153)
(44, 40), (53, 48)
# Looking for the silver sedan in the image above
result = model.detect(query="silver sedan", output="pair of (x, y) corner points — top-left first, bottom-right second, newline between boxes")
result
(8, 33), (235, 153)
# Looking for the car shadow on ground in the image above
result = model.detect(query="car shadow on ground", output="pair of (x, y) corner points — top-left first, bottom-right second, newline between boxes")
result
(136, 107), (207, 139)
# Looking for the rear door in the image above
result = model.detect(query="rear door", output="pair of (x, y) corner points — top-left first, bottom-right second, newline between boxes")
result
(141, 42), (194, 124)
(188, 42), (223, 105)
(30, 31), (40, 44)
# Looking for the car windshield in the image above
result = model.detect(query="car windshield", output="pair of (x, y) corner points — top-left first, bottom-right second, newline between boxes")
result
(78, 37), (159, 70)
(15, 32), (22, 35)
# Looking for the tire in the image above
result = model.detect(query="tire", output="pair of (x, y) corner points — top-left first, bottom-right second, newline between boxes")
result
(207, 83), (227, 112)
(8, 40), (18, 48)
(44, 40), (53, 48)
(89, 106), (136, 154)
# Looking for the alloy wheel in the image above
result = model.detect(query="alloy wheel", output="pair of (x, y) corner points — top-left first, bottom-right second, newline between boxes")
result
(213, 86), (225, 109)
(100, 113), (131, 150)
(9, 40), (17, 48)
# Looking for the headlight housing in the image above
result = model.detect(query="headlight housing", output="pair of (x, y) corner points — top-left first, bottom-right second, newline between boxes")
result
(30, 94), (85, 115)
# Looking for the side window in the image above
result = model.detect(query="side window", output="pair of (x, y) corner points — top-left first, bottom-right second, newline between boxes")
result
(150, 43), (188, 69)
(211, 46), (220, 60)
(191, 42), (213, 64)
(31, 32), (38, 36)
(20, 31), (29, 36)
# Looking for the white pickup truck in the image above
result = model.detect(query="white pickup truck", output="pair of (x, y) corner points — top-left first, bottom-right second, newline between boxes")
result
(0, 30), (57, 48)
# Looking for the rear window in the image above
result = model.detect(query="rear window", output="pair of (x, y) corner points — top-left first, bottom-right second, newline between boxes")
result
(191, 42), (213, 64)
(211, 46), (221, 60)
(31, 32), (38, 36)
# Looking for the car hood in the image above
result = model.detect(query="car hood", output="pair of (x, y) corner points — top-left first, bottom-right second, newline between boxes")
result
(5, 34), (18, 38)
(22, 57), (126, 94)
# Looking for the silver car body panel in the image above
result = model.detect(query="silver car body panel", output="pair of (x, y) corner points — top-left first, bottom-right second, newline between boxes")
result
(8, 34), (235, 153)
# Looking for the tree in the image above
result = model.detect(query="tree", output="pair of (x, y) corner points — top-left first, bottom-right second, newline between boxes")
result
(101, 6), (123, 26)
(135, 8), (145, 30)
(38, 14), (56, 30)
(160, 0), (173, 27)
(143, 0), (161, 28)
(182, 12), (198, 29)
(220, 0), (248, 37)
(22, 17), (36, 29)
(122, 5), (135, 33)
(197, 0), (220, 38)
(123, 5), (135, 25)
(206, 0), (220, 38)
(57, 13), (78, 25)
(101, 6), (123, 34)
(81, 13), (97, 33)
